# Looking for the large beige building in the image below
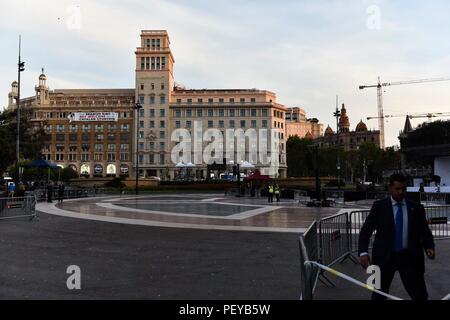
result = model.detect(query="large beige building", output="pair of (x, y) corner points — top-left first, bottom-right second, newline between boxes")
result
(134, 30), (287, 179)
(7, 30), (288, 179)
(285, 107), (323, 139)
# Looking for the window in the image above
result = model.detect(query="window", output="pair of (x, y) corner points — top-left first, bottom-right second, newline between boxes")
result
(161, 83), (165, 90)
(229, 98), (235, 104)
(229, 120), (235, 128)
(161, 57), (166, 69)
(186, 120), (192, 128)
(82, 134), (90, 142)
(240, 109), (246, 117)
(208, 109), (213, 117)
(160, 131), (165, 139)
(146, 57), (150, 69)
(262, 109), (268, 117)
(262, 120), (268, 128)
(160, 120), (165, 128)
(56, 154), (64, 161)
(108, 124), (116, 132)
(186, 109), (192, 117)
(175, 121), (181, 129)
(149, 154), (155, 164)
(108, 153), (116, 162)
(160, 95), (166, 104)
(251, 98), (256, 103)
(197, 109), (203, 117)
(81, 153), (89, 161)
(139, 109), (144, 117)
(151, 83), (155, 90)
(139, 96), (145, 104)
(175, 110), (181, 117)
(139, 142), (144, 151)
(151, 57), (155, 70)
(251, 109), (257, 117)
(149, 95), (155, 105)
(141, 57), (145, 70)
(120, 124), (130, 132)
(120, 153), (129, 161)
(56, 134), (65, 141)
(108, 134), (116, 142)
(68, 154), (77, 161)
(139, 131), (144, 139)
(240, 120), (246, 128)
(198, 98), (203, 104)
(94, 153), (103, 161)
(229, 109), (235, 117)
(219, 109), (225, 117)
(160, 154), (165, 164)
(251, 120), (257, 128)
(138, 154), (144, 164)
(57, 124), (65, 132)
(240, 98), (245, 103)
(139, 121), (144, 128)
(208, 98), (213, 104)
(108, 144), (116, 152)
(96, 124), (104, 132)
(44, 125), (52, 132)
(219, 98), (224, 104)
(160, 109), (165, 117)
(149, 120), (155, 128)
(95, 144), (103, 152)
(149, 142), (155, 150)
(176, 99), (182, 104)
(187, 99), (192, 104)
(150, 109), (155, 117)
(160, 142), (165, 150)
(70, 124), (78, 132)
(120, 144), (129, 152)
(69, 134), (77, 142)
(208, 120), (213, 128)
(219, 120), (224, 128)
(140, 84), (144, 91)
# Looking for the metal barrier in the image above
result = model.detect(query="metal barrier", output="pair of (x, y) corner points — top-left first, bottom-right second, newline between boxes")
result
(30, 187), (109, 202)
(299, 221), (319, 300)
(319, 213), (356, 267)
(348, 210), (375, 254)
(425, 206), (450, 239)
(0, 195), (37, 220)
(421, 193), (450, 205)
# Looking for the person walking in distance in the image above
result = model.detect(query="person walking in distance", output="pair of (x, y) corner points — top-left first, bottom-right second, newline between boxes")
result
(58, 183), (65, 203)
(268, 184), (274, 203)
(358, 174), (435, 300)
(274, 184), (281, 203)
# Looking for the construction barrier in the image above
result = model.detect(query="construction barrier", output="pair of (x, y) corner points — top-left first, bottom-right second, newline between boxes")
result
(299, 221), (319, 300)
(319, 213), (354, 267)
(0, 195), (37, 221)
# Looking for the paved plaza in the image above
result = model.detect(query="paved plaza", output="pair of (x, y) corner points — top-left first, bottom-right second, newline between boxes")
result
(0, 193), (448, 299)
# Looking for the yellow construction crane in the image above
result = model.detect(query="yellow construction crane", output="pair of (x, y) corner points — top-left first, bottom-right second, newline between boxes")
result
(359, 77), (450, 149)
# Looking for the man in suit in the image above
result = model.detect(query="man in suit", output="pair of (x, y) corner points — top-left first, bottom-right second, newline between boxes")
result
(359, 173), (435, 300)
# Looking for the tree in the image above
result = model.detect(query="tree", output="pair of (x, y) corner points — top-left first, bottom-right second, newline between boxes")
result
(286, 135), (315, 177)
(0, 108), (48, 176)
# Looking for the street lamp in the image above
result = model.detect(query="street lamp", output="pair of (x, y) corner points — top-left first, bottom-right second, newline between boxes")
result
(333, 98), (341, 190)
(16, 35), (25, 183)
(134, 101), (143, 195)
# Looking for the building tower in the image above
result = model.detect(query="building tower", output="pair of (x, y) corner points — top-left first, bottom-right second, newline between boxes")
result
(135, 30), (175, 178)
(8, 81), (18, 108)
(338, 103), (350, 133)
(35, 68), (50, 105)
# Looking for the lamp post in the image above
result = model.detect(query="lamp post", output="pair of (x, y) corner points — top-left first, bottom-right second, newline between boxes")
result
(134, 101), (143, 195)
(333, 96), (341, 190)
(16, 35), (25, 183)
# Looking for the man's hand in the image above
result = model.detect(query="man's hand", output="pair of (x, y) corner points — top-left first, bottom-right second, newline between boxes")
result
(359, 255), (371, 269)
(426, 249), (435, 260)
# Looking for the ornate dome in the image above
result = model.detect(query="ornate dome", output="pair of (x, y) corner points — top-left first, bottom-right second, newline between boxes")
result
(355, 120), (368, 132)
(324, 125), (334, 137)
(11, 81), (18, 86)
(39, 73), (47, 80)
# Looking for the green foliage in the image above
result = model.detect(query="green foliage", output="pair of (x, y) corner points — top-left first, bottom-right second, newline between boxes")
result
(286, 137), (401, 183)
(0, 108), (48, 175)
(104, 177), (125, 188)
(400, 120), (450, 148)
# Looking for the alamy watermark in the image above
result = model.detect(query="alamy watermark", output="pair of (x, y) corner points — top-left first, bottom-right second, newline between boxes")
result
(170, 120), (281, 175)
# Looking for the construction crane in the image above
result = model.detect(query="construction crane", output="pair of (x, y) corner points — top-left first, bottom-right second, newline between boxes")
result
(359, 77), (450, 149)
(367, 111), (450, 122)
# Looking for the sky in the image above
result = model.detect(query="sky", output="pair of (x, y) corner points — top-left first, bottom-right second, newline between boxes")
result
(1, 0), (450, 147)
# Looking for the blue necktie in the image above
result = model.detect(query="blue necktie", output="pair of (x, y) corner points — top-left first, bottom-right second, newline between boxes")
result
(394, 202), (403, 252)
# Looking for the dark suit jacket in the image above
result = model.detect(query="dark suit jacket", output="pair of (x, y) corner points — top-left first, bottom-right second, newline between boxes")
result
(358, 197), (435, 273)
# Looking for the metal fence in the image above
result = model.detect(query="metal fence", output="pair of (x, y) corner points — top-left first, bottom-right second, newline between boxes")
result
(0, 195), (37, 220)
(319, 213), (353, 267)
(31, 187), (109, 202)
(425, 206), (450, 239)
(299, 221), (319, 300)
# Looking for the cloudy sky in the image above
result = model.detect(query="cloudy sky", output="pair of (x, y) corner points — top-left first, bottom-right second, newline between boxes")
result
(1, 0), (450, 147)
